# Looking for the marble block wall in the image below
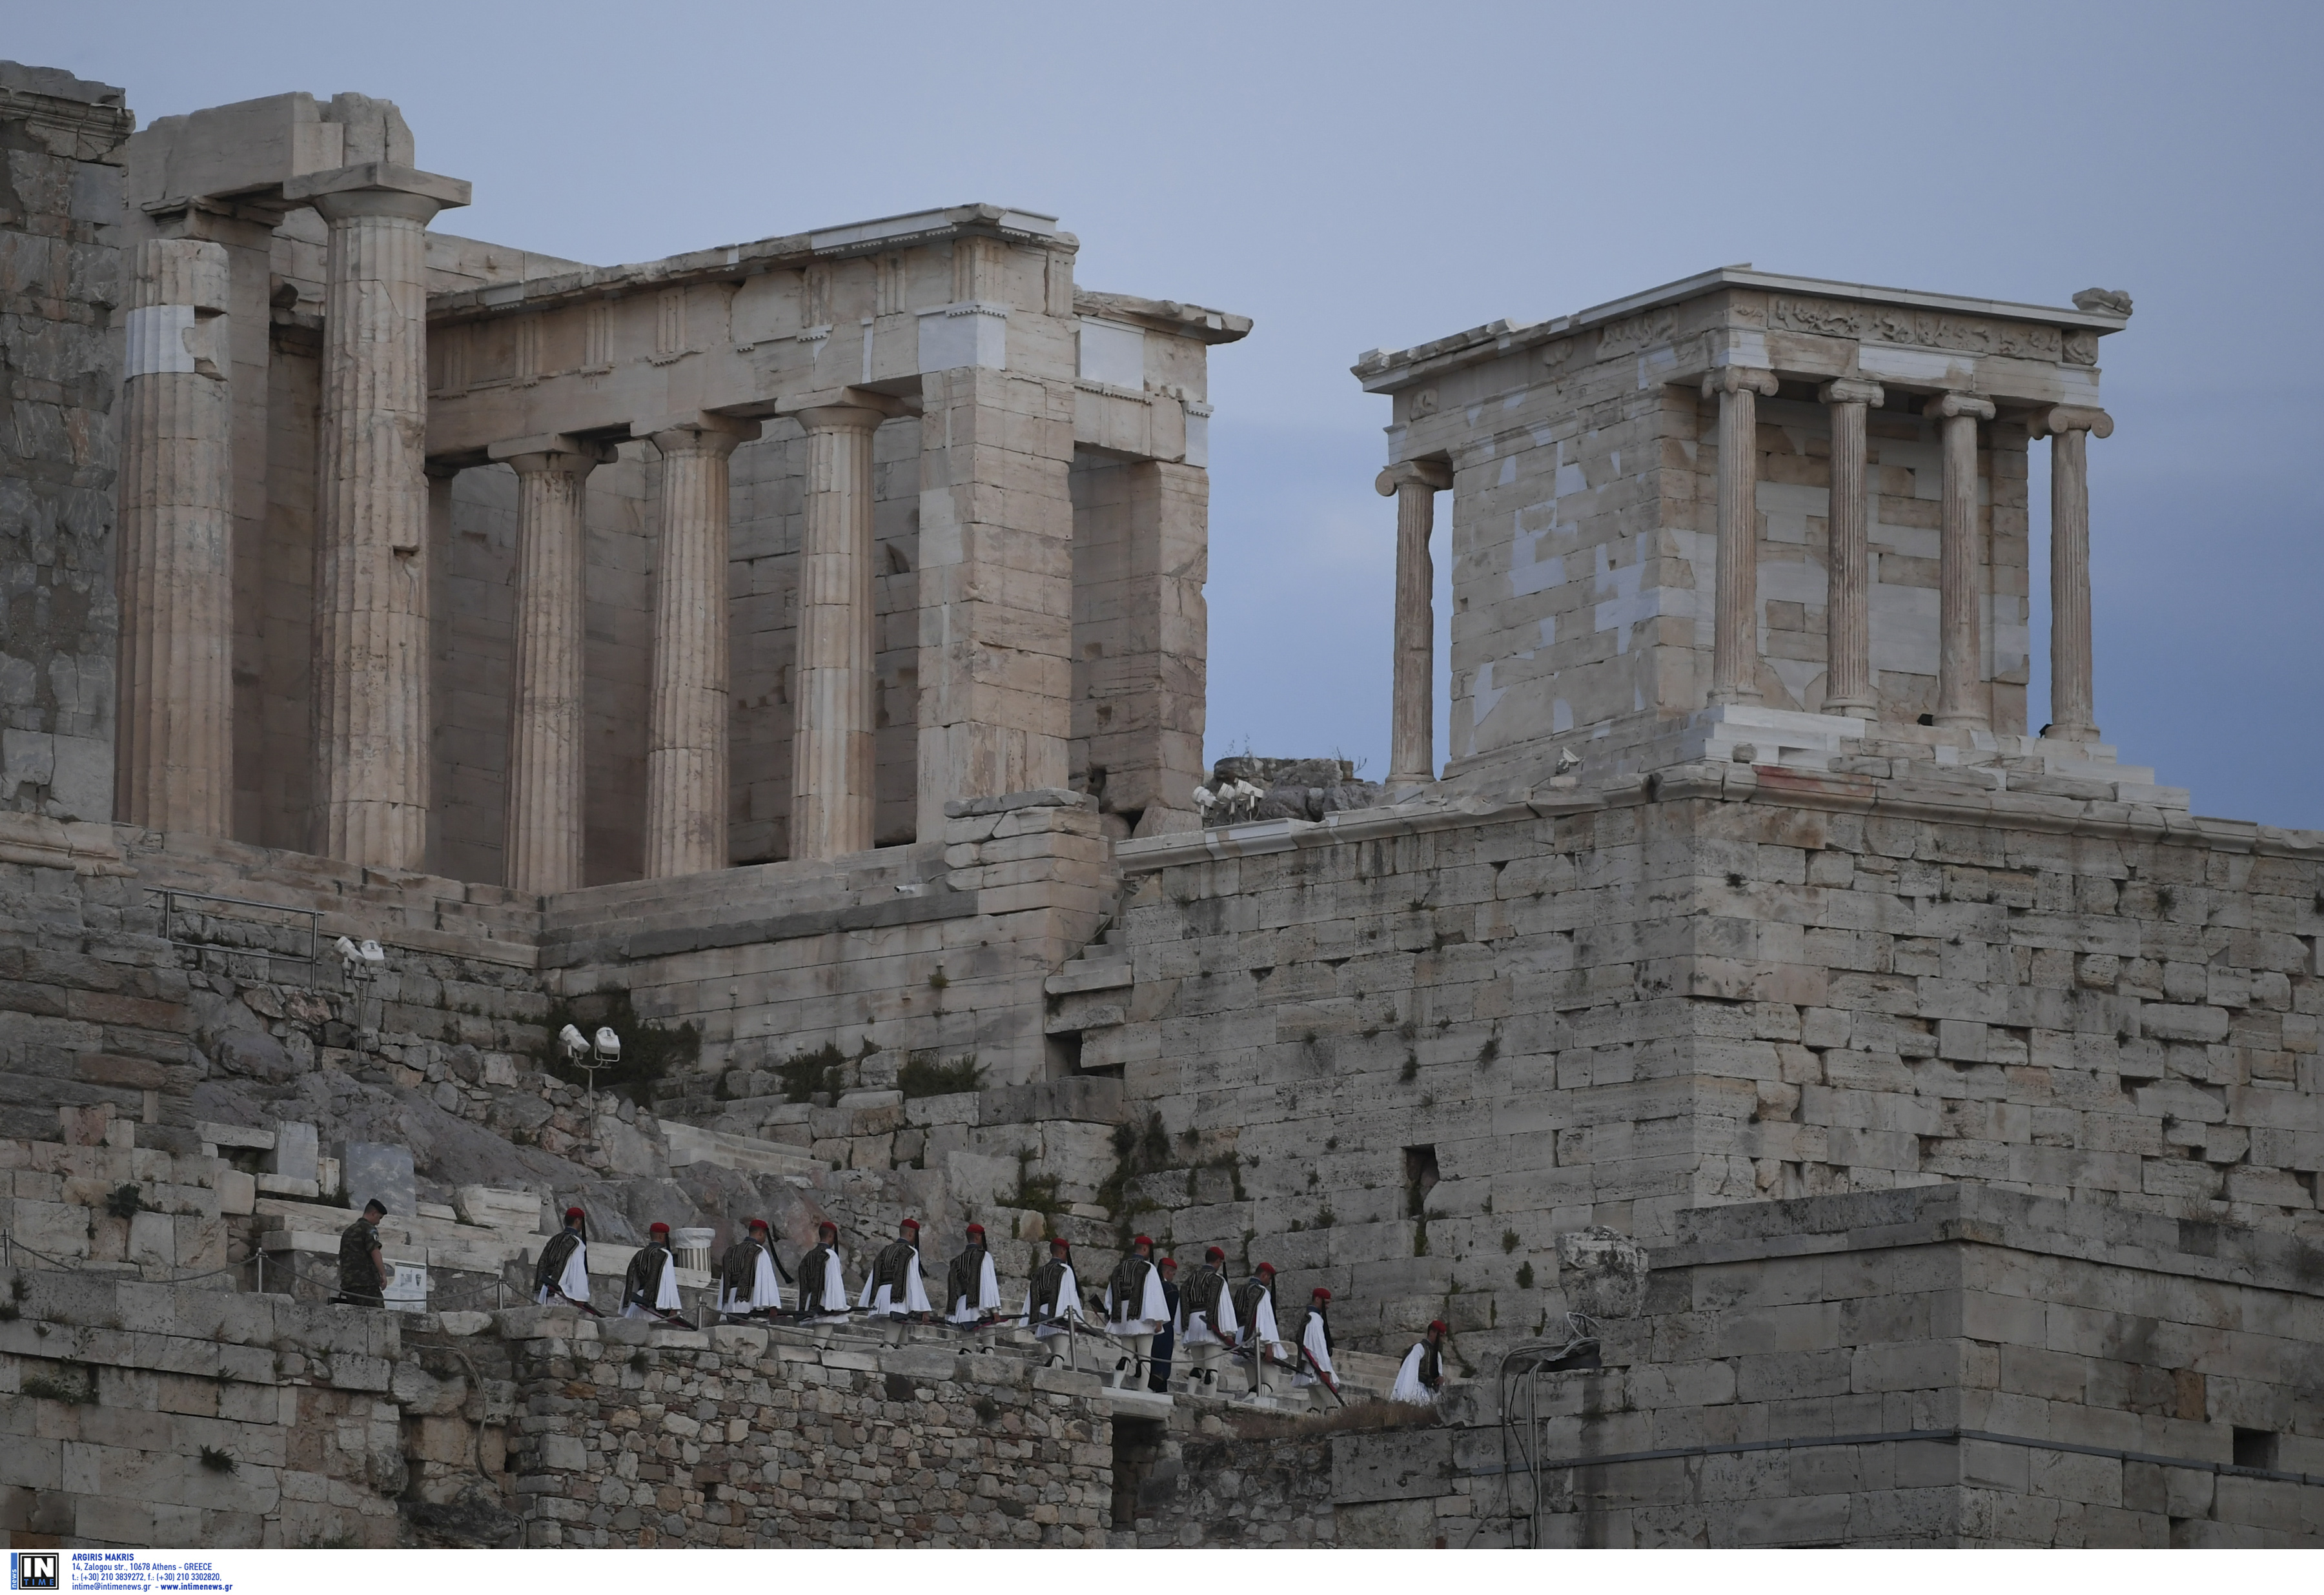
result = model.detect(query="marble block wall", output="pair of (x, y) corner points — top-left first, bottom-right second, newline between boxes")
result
(0, 65), (132, 823)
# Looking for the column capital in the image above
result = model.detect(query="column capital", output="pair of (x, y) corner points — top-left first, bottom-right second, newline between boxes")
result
(642, 414), (761, 457)
(487, 434), (618, 472)
(2027, 404), (2114, 440)
(775, 387), (913, 431)
(283, 162), (471, 225)
(1818, 378), (1885, 407)
(1375, 458), (1452, 496)
(1702, 366), (1780, 400)
(1925, 391), (1997, 422)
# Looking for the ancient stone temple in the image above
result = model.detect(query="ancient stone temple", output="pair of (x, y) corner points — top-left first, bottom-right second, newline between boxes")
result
(0, 61), (2319, 1549)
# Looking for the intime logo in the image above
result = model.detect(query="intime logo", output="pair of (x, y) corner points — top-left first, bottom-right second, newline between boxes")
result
(10, 1553), (59, 1591)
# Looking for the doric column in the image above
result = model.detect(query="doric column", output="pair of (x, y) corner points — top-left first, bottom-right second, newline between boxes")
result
(1928, 391), (1997, 729)
(1817, 378), (1884, 716)
(1375, 458), (1451, 785)
(2030, 405), (2114, 743)
(493, 436), (613, 895)
(644, 416), (757, 879)
(1704, 367), (1781, 706)
(284, 162), (470, 869)
(786, 396), (903, 861)
(116, 237), (232, 834)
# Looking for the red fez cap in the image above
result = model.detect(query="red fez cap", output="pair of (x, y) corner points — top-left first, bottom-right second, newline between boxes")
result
(818, 1219), (839, 1234)
(1428, 1319), (1447, 1334)
(1050, 1236), (1071, 1250)
(1132, 1234), (1152, 1248)
(965, 1223), (986, 1236)
(1205, 1246), (1225, 1262)
(1158, 1256), (1177, 1271)
(1256, 1261), (1276, 1276)
(649, 1222), (669, 1235)
(746, 1216), (769, 1230)
(901, 1217), (920, 1231)
(564, 1206), (585, 1221)
(1312, 1286), (1331, 1301)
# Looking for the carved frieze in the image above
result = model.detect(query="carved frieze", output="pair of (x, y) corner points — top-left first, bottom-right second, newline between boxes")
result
(1595, 308), (1673, 360)
(1766, 294), (2081, 364)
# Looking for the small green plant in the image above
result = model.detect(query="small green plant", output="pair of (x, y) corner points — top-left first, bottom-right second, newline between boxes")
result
(534, 988), (698, 1106)
(630, 1350), (651, 1374)
(1009, 1151), (1064, 1217)
(928, 970), (950, 991)
(898, 1053), (985, 1099)
(1412, 1221), (1429, 1257)
(199, 1446), (235, 1474)
(1323, 1137), (1338, 1152)
(23, 1363), (94, 1404)
(1502, 1228), (1520, 1254)
(1314, 1206), (1336, 1229)
(1477, 1035), (1500, 1068)
(773, 1041), (848, 1104)
(105, 1184), (143, 1221)
(973, 1394), (1001, 1421)
(2156, 887), (2177, 916)
(1516, 1262), (1536, 1289)
(1399, 1051), (1419, 1084)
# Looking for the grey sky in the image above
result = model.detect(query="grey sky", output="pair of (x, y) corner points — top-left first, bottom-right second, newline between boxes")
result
(26, 1), (2323, 824)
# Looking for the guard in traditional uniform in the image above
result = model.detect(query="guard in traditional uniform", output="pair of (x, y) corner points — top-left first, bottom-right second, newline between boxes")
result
(1178, 1245), (1239, 1391)
(945, 1222), (1003, 1326)
(1103, 1234), (1172, 1389)
(1392, 1319), (1447, 1404)
(859, 1217), (932, 1338)
(717, 1217), (790, 1321)
(795, 1219), (851, 1319)
(1147, 1255), (1181, 1394)
(622, 1222), (690, 1325)
(335, 1199), (390, 1307)
(1179, 1245), (1239, 1390)
(1232, 1261), (1285, 1397)
(1290, 1286), (1340, 1407)
(535, 1206), (595, 1312)
(1021, 1236), (1083, 1363)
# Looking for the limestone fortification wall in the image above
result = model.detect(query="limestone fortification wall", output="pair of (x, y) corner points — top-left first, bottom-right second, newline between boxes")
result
(496, 1312), (1112, 1546)
(1079, 765), (2324, 1370)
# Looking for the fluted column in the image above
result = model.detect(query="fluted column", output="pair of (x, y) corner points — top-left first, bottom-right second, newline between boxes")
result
(286, 163), (469, 869)
(116, 238), (232, 834)
(644, 417), (757, 879)
(1818, 378), (1884, 716)
(788, 399), (899, 861)
(494, 437), (613, 895)
(1704, 367), (1781, 706)
(1375, 458), (1450, 785)
(2030, 405), (2114, 742)
(1928, 391), (1997, 729)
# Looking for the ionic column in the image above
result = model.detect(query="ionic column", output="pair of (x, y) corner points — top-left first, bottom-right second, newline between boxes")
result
(787, 396), (902, 861)
(1817, 378), (1884, 716)
(116, 238), (232, 835)
(2030, 405), (2114, 743)
(1374, 459), (1451, 785)
(285, 163), (469, 869)
(1928, 391), (1997, 729)
(644, 417), (758, 879)
(1704, 367), (1781, 706)
(493, 437), (613, 895)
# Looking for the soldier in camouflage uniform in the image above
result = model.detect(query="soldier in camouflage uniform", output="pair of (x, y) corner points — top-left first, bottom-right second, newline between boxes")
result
(336, 1199), (390, 1307)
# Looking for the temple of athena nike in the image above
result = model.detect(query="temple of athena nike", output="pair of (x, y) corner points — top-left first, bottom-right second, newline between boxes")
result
(0, 60), (2318, 1547)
